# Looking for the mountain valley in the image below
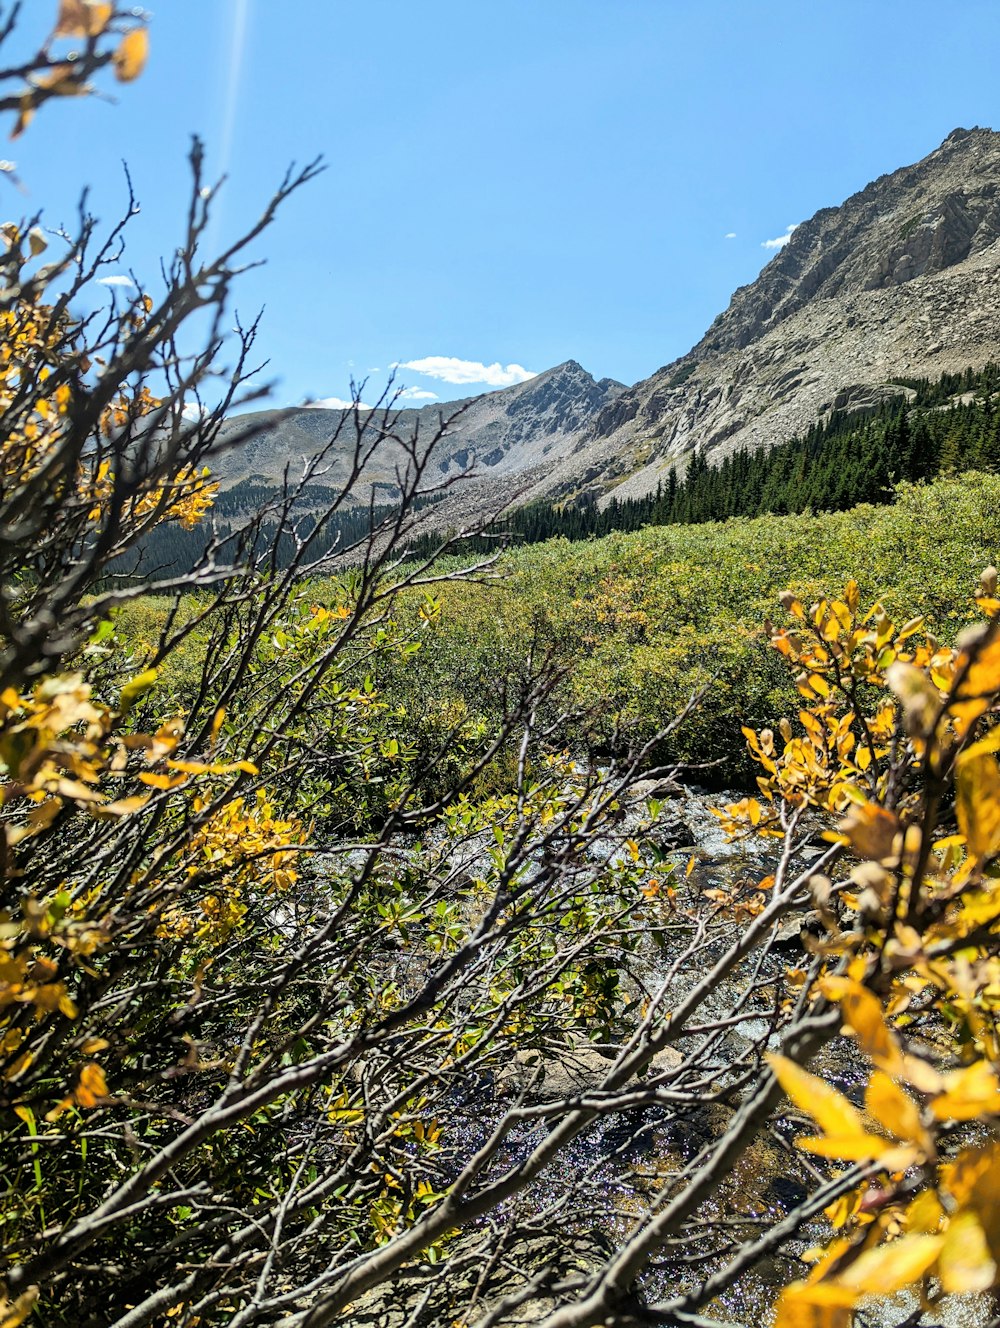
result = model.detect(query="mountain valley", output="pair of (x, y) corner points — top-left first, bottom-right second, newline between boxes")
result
(214, 126), (1000, 522)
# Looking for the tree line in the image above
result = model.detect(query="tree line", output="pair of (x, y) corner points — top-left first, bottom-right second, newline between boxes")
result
(497, 360), (1000, 544)
(129, 363), (1000, 575)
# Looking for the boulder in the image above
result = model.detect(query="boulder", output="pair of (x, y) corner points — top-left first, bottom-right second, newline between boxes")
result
(502, 1038), (683, 1103)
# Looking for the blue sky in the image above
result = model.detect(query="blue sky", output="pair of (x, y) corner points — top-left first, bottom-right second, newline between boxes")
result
(9, 1), (1000, 408)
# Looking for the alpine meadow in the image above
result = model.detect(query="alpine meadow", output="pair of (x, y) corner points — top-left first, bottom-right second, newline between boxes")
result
(2, 7), (1000, 1328)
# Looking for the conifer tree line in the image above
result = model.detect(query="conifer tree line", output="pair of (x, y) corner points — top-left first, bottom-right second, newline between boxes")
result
(500, 361), (1000, 544)
(120, 483), (443, 580)
(132, 362), (1000, 575)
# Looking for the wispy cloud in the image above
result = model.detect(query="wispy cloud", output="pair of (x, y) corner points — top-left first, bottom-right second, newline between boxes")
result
(725, 232), (737, 239)
(305, 396), (372, 411)
(98, 274), (135, 288)
(394, 356), (537, 387)
(762, 223), (799, 251)
(398, 386), (438, 401)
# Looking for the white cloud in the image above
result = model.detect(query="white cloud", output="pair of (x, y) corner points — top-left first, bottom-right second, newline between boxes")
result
(98, 274), (135, 288)
(395, 356), (537, 387)
(762, 223), (799, 251)
(305, 396), (372, 411)
(181, 402), (206, 421)
(725, 232), (737, 239)
(398, 386), (439, 401)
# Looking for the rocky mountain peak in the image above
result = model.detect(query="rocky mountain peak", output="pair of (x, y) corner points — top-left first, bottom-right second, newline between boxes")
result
(214, 357), (624, 502)
(520, 128), (1000, 508)
(699, 126), (1000, 357)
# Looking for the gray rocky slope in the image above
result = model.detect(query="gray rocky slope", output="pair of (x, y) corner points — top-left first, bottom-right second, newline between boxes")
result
(218, 127), (1000, 513)
(212, 360), (624, 504)
(546, 125), (1000, 505)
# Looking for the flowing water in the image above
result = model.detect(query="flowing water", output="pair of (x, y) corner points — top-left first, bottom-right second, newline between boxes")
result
(335, 784), (992, 1327)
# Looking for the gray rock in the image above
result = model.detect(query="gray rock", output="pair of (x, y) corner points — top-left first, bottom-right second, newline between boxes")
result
(211, 360), (626, 506)
(501, 1038), (684, 1102)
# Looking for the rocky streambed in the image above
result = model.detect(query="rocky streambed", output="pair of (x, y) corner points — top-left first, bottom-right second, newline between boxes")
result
(335, 783), (991, 1328)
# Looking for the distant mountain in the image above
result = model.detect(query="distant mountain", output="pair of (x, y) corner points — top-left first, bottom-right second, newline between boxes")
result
(213, 360), (624, 506)
(216, 128), (1000, 518)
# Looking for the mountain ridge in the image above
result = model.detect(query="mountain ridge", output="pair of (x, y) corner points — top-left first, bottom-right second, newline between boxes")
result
(552, 125), (1000, 505)
(217, 127), (1000, 515)
(213, 359), (624, 503)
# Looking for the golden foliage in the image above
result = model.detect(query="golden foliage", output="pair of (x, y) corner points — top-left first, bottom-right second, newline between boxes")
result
(11, 5), (149, 137)
(54, 2), (112, 39)
(730, 580), (1000, 1317)
(112, 27), (149, 83)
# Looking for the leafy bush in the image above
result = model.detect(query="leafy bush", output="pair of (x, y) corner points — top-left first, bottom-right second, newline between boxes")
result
(3, 11), (1000, 1328)
(373, 474), (1000, 785)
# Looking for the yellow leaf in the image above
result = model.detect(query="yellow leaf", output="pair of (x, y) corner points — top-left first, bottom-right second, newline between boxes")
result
(138, 772), (188, 791)
(932, 1061), (1000, 1122)
(938, 1211), (996, 1293)
(773, 1281), (854, 1328)
(838, 802), (899, 862)
(74, 1061), (108, 1107)
(113, 27), (149, 82)
(956, 746), (1000, 860)
(837, 1233), (943, 1293)
(942, 1141), (1000, 1209)
(963, 637), (1000, 698)
(904, 1189), (944, 1234)
(820, 977), (904, 1075)
(767, 1053), (866, 1138)
(120, 667), (158, 712)
(93, 794), (151, 818)
(0, 1286), (40, 1328)
(898, 1053), (943, 1095)
(799, 1136), (919, 1168)
(822, 613), (842, 643)
(865, 1071), (928, 1149)
(951, 886), (1000, 933)
(54, 0), (112, 37)
(47, 778), (102, 805)
(824, 1190), (861, 1230)
(896, 616), (925, 643)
